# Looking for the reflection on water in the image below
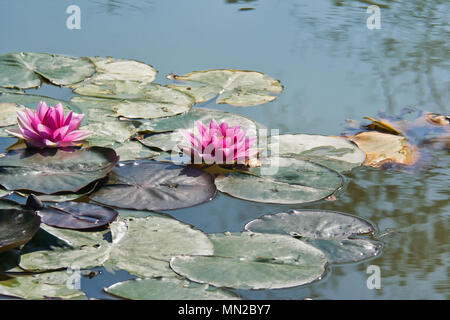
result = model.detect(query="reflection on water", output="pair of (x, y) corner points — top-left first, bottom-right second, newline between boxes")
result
(92, 0), (153, 14)
(0, 0), (448, 299)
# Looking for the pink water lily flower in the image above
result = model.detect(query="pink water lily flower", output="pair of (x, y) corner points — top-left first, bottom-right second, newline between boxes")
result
(179, 119), (258, 164)
(8, 101), (92, 148)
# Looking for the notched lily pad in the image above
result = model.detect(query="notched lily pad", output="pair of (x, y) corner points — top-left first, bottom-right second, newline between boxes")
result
(0, 52), (95, 89)
(167, 69), (283, 107)
(0, 208), (41, 254)
(245, 210), (381, 263)
(170, 232), (327, 290)
(0, 147), (119, 194)
(81, 56), (157, 83)
(90, 161), (217, 211)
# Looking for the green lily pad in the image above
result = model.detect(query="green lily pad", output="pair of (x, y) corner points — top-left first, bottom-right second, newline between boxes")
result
(0, 209), (41, 254)
(19, 215), (213, 278)
(0, 147), (119, 194)
(136, 107), (259, 134)
(104, 277), (240, 300)
(0, 103), (20, 127)
(167, 69), (283, 107)
(79, 57), (157, 83)
(107, 216), (214, 278)
(245, 210), (381, 263)
(15, 182), (99, 203)
(82, 120), (137, 147)
(113, 140), (160, 161)
(170, 232), (327, 290)
(37, 201), (118, 230)
(0, 52), (95, 89)
(69, 96), (117, 122)
(72, 81), (194, 119)
(215, 156), (343, 204)
(19, 224), (111, 272)
(90, 161), (216, 211)
(269, 134), (365, 172)
(0, 93), (78, 113)
(0, 271), (86, 299)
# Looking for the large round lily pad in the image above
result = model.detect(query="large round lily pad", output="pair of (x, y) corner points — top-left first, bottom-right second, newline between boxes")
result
(167, 69), (283, 107)
(90, 161), (217, 211)
(104, 277), (240, 300)
(0, 147), (119, 194)
(0, 52), (95, 89)
(37, 201), (118, 230)
(107, 216), (214, 278)
(0, 209), (41, 254)
(215, 156), (343, 204)
(245, 210), (381, 263)
(269, 134), (365, 172)
(170, 232), (327, 290)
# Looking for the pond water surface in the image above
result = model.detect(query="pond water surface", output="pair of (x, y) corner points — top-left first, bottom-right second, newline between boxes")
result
(0, 0), (448, 299)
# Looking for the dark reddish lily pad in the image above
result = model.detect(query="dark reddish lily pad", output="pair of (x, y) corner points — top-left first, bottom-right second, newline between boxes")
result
(36, 201), (118, 230)
(90, 161), (217, 211)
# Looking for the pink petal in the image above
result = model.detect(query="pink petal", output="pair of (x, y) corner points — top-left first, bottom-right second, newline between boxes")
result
(67, 113), (85, 132)
(37, 101), (49, 121)
(54, 103), (65, 127)
(219, 122), (228, 136)
(63, 129), (92, 142)
(209, 119), (219, 130)
(36, 123), (53, 140)
(53, 125), (70, 141)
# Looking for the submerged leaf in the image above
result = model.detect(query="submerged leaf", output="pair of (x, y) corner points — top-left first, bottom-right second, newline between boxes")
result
(168, 69), (283, 107)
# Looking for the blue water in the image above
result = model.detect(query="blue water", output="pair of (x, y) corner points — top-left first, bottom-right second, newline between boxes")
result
(1, 0), (449, 299)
